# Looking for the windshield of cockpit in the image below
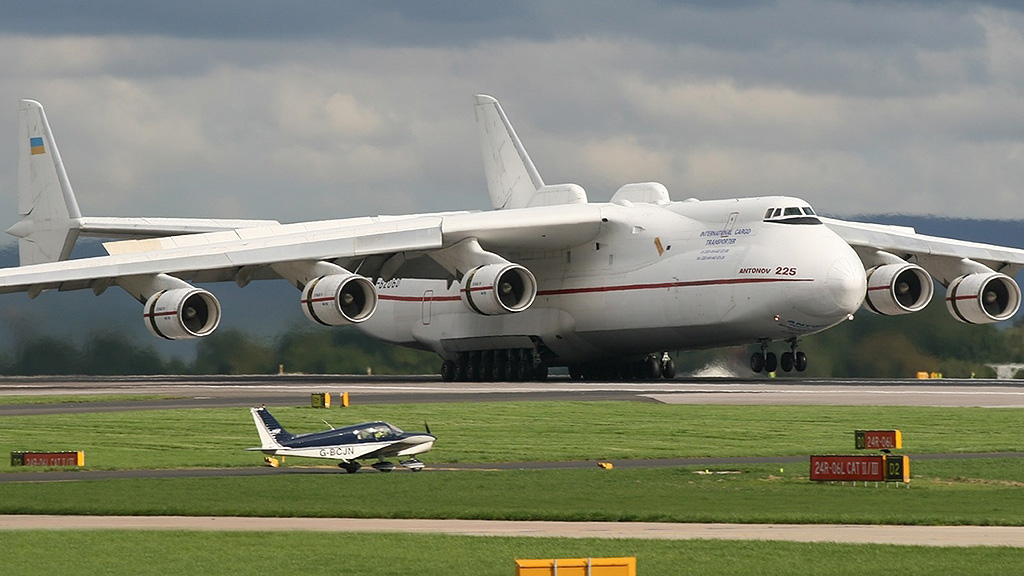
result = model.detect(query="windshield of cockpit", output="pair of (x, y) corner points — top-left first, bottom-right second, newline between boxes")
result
(762, 205), (821, 224)
(355, 424), (401, 441)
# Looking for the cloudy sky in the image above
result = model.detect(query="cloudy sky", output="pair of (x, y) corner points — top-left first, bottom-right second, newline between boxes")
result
(2, 0), (1024, 237)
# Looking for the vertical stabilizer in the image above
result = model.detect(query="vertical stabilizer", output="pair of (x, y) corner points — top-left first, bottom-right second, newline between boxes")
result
(8, 100), (83, 265)
(474, 94), (545, 210)
(251, 406), (293, 448)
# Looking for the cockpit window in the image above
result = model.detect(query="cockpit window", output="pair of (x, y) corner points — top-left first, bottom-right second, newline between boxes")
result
(355, 424), (398, 441)
(763, 205), (821, 225)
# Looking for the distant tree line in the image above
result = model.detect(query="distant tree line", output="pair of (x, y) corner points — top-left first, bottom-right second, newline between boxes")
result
(2, 305), (1024, 378)
(0, 327), (439, 376)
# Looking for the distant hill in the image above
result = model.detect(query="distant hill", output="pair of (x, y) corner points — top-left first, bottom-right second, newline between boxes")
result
(0, 215), (1020, 359)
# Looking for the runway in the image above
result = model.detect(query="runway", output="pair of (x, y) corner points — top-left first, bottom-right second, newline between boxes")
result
(2, 515), (1023, 547)
(2, 375), (1024, 416)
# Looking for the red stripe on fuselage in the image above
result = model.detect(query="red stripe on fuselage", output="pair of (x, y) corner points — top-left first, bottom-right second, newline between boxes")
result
(377, 277), (813, 302)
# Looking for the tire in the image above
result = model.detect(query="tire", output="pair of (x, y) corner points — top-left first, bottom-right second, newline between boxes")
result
(455, 354), (468, 381)
(795, 351), (808, 372)
(534, 363), (549, 381)
(780, 352), (794, 373)
(481, 350), (494, 382)
(750, 353), (764, 373)
(507, 349), (521, 381)
(765, 352), (778, 373)
(569, 364), (584, 380)
(662, 358), (676, 379)
(441, 360), (456, 382)
(645, 356), (662, 380)
(467, 351), (481, 381)
(492, 350), (506, 381)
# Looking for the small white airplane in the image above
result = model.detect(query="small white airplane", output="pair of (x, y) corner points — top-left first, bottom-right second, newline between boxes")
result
(2, 96), (1023, 379)
(248, 406), (435, 472)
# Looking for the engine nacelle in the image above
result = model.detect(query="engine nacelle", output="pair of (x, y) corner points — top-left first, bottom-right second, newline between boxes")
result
(301, 274), (377, 326)
(461, 263), (537, 315)
(946, 272), (1022, 324)
(143, 288), (221, 340)
(863, 263), (933, 316)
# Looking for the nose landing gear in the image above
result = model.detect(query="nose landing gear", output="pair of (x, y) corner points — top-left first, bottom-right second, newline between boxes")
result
(751, 339), (807, 374)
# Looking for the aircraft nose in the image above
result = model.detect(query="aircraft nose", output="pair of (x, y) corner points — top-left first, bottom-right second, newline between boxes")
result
(825, 256), (867, 315)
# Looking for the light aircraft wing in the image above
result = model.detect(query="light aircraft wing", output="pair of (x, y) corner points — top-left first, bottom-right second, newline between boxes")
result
(822, 217), (1024, 285)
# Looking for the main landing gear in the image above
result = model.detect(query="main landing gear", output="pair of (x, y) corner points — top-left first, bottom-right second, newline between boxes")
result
(751, 339), (807, 374)
(441, 348), (546, 382)
(569, 353), (676, 381)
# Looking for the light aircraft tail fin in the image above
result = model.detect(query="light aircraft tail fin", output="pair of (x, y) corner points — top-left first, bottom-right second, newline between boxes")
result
(251, 406), (293, 448)
(8, 99), (84, 265)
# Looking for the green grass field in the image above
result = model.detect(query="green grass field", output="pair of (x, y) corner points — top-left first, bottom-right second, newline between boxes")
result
(0, 394), (176, 405)
(2, 399), (1023, 575)
(1, 402), (1021, 470)
(4, 531), (1022, 576)
(2, 460), (1022, 525)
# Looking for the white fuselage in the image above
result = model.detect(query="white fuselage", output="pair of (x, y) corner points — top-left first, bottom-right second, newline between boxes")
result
(359, 196), (866, 365)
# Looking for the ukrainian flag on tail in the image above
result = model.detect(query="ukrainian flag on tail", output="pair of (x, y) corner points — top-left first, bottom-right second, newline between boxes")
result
(29, 136), (45, 155)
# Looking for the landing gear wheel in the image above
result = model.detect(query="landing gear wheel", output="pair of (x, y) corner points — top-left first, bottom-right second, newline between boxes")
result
(441, 360), (456, 382)
(644, 356), (662, 380)
(339, 462), (361, 474)
(750, 353), (765, 373)
(507, 349), (520, 381)
(780, 352), (794, 373)
(481, 350), (495, 382)
(518, 356), (533, 382)
(661, 358), (676, 379)
(534, 363), (548, 381)
(455, 354), (468, 381)
(764, 352), (778, 373)
(467, 352), (481, 381)
(795, 351), (808, 372)
(569, 364), (584, 380)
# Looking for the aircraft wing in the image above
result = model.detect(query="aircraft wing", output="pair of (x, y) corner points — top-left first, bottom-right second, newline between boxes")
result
(822, 217), (1024, 284)
(0, 205), (603, 296)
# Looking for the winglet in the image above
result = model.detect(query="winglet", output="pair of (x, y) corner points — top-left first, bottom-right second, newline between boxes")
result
(474, 94), (545, 210)
(8, 100), (83, 265)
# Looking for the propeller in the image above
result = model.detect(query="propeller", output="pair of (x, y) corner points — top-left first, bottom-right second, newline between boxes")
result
(424, 421), (432, 435)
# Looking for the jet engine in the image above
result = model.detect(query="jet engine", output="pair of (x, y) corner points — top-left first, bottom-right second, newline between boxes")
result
(863, 263), (933, 315)
(945, 272), (1021, 324)
(301, 274), (377, 326)
(143, 288), (222, 340)
(460, 263), (537, 315)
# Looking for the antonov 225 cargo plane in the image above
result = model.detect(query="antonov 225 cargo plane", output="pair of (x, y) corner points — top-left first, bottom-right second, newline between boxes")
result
(3, 96), (1024, 379)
